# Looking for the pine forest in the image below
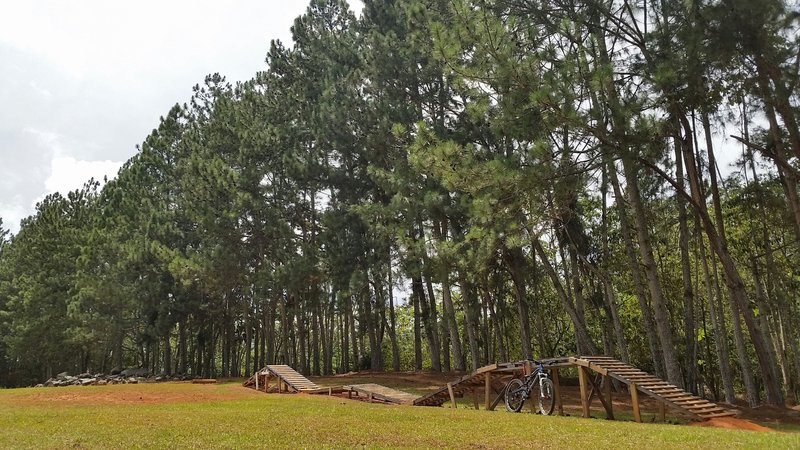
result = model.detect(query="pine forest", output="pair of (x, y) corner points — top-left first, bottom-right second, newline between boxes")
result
(1, 0), (799, 408)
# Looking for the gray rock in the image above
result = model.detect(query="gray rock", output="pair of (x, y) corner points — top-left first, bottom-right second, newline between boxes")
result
(120, 368), (149, 377)
(110, 367), (123, 375)
(56, 371), (69, 380)
(79, 378), (96, 386)
(35, 384), (44, 388)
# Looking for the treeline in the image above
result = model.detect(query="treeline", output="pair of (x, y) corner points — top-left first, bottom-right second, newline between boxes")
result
(1, 0), (798, 406)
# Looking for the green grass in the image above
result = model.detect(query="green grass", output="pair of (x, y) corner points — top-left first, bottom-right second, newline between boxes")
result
(0, 382), (795, 449)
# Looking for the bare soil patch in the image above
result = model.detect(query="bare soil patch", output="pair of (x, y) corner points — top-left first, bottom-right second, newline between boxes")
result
(10, 383), (258, 407)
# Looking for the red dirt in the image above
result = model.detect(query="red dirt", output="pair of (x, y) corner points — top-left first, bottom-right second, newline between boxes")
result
(691, 417), (774, 432)
(12, 383), (258, 406)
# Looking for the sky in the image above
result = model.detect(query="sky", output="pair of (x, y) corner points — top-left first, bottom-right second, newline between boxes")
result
(0, 0), (363, 234)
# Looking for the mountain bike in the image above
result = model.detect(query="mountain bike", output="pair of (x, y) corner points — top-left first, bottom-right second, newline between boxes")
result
(504, 360), (556, 415)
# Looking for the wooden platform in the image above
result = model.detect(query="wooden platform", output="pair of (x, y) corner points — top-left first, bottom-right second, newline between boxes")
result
(344, 383), (419, 405)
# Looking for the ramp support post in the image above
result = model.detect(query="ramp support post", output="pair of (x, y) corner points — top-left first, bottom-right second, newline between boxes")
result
(603, 375), (614, 420)
(484, 372), (491, 410)
(578, 366), (590, 418)
(552, 369), (563, 416)
(447, 382), (457, 408)
(630, 382), (641, 423)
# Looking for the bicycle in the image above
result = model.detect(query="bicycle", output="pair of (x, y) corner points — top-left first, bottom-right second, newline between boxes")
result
(504, 360), (556, 415)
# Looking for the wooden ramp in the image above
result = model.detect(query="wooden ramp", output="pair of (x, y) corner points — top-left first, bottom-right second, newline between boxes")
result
(571, 356), (737, 420)
(243, 364), (321, 392)
(414, 362), (523, 407)
(345, 383), (418, 405)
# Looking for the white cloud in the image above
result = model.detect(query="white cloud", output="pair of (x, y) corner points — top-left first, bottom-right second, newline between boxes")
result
(44, 156), (122, 195)
(0, 204), (28, 234)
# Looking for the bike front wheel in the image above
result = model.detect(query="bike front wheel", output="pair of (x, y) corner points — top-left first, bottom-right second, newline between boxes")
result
(537, 378), (556, 415)
(505, 378), (526, 412)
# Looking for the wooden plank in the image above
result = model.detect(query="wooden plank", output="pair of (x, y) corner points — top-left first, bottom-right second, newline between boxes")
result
(447, 382), (457, 409)
(687, 406), (725, 413)
(674, 399), (712, 406)
(603, 375), (614, 420)
(484, 372), (491, 410)
(586, 363), (609, 376)
(630, 382), (641, 423)
(578, 366), (590, 418)
(488, 382), (508, 411)
(658, 402), (666, 422)
(700, 411), (738, 419)
(552, 368), (563, 416)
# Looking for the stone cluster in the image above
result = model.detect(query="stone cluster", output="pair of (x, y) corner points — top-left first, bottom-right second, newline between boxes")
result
(36, 368), (193, 387)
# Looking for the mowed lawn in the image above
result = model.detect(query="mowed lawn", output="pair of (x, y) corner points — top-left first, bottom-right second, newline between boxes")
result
(0, 382), (795, 449)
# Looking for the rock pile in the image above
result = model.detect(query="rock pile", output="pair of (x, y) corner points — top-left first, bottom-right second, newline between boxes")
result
(36, 369), (194, 387)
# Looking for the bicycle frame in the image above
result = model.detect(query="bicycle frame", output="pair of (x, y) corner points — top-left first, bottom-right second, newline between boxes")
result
(518, 363), (549, 399)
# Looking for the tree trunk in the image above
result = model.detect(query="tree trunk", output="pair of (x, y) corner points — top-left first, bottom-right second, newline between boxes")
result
(533, 239), (597, 355)
(696, 215), (735, 404)
(503, 247), (533, 359)
(413, 274), (441, 371)
(674, 109), (782, 405)
(412, 277), (423, 370)
(607, 160), (665, 378)
(620, 156), (682, 386)
(387, 261), (401, 372)
(675, 135), (697, 393)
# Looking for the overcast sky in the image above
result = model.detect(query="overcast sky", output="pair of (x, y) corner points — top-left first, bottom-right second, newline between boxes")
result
(0, 0), (363, 234)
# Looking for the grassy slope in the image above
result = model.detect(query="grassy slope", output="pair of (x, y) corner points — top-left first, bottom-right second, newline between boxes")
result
(0, 383), (796, 449)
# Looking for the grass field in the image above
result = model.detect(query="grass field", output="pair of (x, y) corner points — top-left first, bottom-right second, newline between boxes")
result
(0, 382), (797, 449)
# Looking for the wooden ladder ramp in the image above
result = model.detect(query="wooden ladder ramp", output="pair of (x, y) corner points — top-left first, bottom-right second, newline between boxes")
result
(573, 356), (737, 420)
(243, 364), (321, 392)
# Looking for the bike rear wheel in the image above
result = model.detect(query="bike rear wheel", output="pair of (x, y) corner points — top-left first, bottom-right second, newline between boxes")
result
(538, 378), (556, 415)
(504, 378), (526, 412)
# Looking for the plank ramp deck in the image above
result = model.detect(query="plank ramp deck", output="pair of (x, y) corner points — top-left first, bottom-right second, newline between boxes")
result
(572, 356), (738, 420)
(345, 383), (419, 405)
(243, 364), (321, 392)
(413, 362), (522, 406)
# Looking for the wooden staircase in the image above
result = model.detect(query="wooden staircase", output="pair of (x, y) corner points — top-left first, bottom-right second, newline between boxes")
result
(243, 364), (321, 392)
(574, 356), (737, 420)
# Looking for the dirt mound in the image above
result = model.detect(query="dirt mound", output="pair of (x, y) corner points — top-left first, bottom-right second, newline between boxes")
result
(691, 417), (774, 432)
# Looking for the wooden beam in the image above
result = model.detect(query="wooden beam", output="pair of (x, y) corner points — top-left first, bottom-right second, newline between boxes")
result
(578, 366), (590, 418)
(473, 388), (480, 410)
(603, 375), (614, 420)
(630, 382), (641, 423)
(586, 373), (612, 416)
(658, 401), (666, 422)
(488, 385), (507, 411)
(484, 372), (491, 410)
(447, 382), (457, 409)
(552, 369), (563, 416)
